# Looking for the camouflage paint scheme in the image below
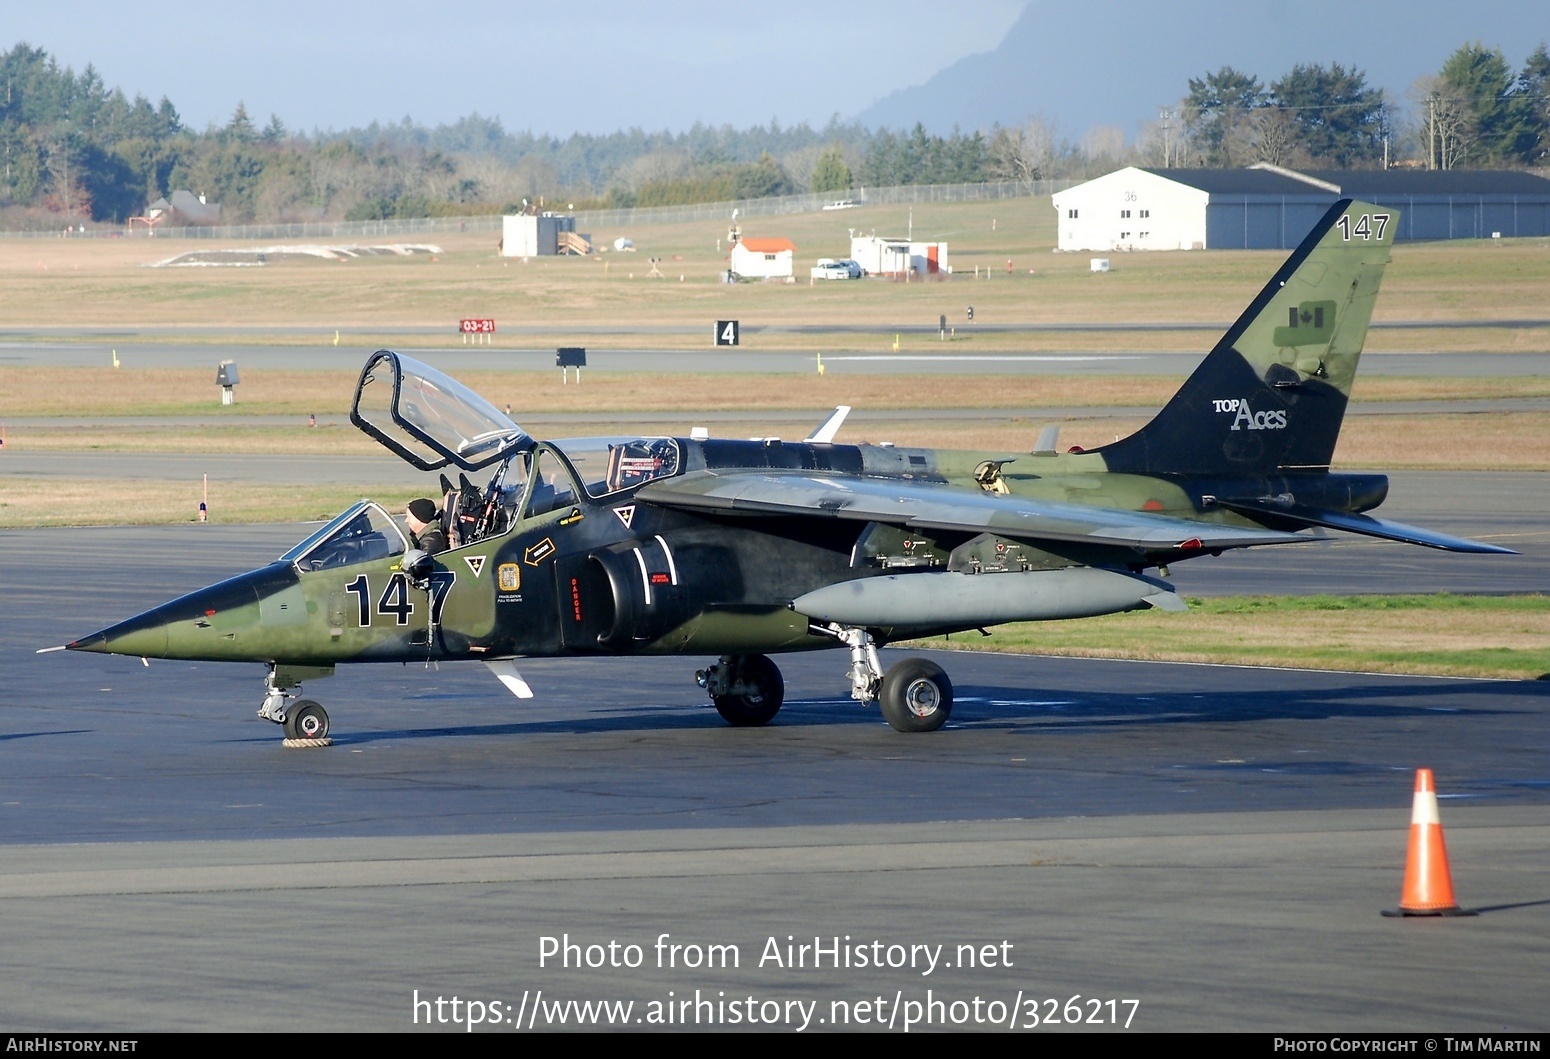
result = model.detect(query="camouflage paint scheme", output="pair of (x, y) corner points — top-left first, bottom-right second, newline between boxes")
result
(65, 201), (1510, 736)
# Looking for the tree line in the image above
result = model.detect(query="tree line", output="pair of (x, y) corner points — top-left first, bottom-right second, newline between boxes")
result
(1, 40), (1545, 229)
(1174, 44), (1548, 170)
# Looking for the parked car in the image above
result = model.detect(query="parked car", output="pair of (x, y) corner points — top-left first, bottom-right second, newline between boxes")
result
(810, 258), (862, 280)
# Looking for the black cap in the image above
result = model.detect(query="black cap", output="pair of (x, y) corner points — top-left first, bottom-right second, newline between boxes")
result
(408, 498), (437, 522)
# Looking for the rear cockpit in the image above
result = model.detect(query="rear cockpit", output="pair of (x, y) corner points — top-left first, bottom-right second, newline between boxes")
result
(548, 436), (681, 498)
(349, 350), (685, 550)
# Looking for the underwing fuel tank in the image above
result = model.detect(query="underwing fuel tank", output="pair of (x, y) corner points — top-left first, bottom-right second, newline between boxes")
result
(790, 567), (1185, 628)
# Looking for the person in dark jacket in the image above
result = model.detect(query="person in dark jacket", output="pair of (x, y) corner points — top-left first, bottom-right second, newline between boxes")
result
(404, 497), (448, 556)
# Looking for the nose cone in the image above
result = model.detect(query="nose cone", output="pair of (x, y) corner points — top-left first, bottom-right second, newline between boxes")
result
(67, 563), (297, 660)
(67, 611), (170, 657)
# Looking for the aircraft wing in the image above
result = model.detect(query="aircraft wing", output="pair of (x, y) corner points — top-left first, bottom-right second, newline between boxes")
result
(1213, 499), (1516, 554)
(637, 470), (1307, 553)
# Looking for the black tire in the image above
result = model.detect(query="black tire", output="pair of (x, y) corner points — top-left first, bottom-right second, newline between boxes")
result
(284, 700), (330, 740)
(879, 659), (952, 733)
(713, 654), (784, 727)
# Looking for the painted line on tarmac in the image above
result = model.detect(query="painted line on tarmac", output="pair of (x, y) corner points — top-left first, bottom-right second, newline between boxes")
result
(924, 648), (1510, 682)
(821, 355), (1150, 363)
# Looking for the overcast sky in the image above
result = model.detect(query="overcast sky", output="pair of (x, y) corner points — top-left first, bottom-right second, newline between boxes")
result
(8, 1), (1547, 138)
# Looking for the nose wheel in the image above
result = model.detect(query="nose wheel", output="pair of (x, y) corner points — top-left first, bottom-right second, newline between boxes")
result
(259, 664), (335, 747)
(283, 700), (331, 742)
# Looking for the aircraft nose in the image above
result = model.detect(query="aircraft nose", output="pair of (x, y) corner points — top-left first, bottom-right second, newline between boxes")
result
(66, 563), (295, 659)
(66, 610), (170, 657)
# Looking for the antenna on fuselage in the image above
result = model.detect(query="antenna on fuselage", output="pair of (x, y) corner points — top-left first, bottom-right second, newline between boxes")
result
(805, 405), (852, 444)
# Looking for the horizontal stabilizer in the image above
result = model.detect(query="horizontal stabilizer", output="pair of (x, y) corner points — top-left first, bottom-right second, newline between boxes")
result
(1216, 499), (1516, 554)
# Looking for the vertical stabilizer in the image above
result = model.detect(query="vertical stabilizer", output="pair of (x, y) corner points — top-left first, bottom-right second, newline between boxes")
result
(1100, 199), (1397, 476)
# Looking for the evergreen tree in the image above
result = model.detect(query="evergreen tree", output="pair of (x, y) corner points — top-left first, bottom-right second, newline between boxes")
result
(1438, 43), (1540, 165)
(261, 113), (287, 143)
(1270, 63), (1387, 167)
(1521, 44), (1550, 164)
(1183, 67), (1266, 166)
(809, 144), (853, 193)
(223, 102), (256, 143)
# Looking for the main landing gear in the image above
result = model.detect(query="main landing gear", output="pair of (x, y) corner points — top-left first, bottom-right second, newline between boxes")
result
(257, 664), (333, 746)
(697, 654), (785, 726)
(828, 624), (953, 733)
(696, 627), (953, 733)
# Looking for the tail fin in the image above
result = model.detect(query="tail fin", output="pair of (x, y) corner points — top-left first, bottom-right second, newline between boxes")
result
(1099, 199), (1397, 476)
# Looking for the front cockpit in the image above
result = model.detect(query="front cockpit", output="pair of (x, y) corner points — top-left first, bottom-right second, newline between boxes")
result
(280, 501), (407, 572)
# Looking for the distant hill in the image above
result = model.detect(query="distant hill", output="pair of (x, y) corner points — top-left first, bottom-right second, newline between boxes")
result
(852, 0), (1548, 140)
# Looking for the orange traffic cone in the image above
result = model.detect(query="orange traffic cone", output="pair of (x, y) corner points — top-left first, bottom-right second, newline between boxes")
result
(1383, 768), (1476, 917)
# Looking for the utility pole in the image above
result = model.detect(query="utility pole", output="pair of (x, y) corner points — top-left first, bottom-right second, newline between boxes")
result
(1427, 96), (1438, 171)
(1158, 107), (1175, 167)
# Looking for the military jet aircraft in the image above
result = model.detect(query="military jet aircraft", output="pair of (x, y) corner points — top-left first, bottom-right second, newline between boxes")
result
(59, 200), (1510, 740)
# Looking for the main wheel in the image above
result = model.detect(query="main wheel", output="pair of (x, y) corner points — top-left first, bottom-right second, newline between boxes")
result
(879, 658), (953, 733)
(713, 654), (784, 727)
(284, 700), (330, 740)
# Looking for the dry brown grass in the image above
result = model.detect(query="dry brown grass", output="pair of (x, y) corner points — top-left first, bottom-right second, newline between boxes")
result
(934, 595), (1550, 680)
(1333, 411), (1550, 469)
(4, 365), (1548, 419)
(0, 199), (1545, 353)
(5, 409), (1550, 470)
(0, 476), (418, 527)
(0, 366), (1180, 417)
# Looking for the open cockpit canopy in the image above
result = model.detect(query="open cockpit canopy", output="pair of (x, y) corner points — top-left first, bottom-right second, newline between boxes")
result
(350, 350), (532, 471)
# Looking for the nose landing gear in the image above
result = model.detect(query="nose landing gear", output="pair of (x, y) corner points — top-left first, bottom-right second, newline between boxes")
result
(259, 664), (335, 747)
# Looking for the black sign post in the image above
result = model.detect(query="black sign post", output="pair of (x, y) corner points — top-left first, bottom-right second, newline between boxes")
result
(714, 320), (740, 347)
(556, 347), (586, 384)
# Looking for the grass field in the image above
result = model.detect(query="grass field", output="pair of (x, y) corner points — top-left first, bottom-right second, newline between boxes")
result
(1, 197), (1546, 353)
(2, 196), (1545, 681)
(910, 594), (1550, 681)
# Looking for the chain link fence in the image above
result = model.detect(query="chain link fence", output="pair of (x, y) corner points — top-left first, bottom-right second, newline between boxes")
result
(2, 179), (1076, 241)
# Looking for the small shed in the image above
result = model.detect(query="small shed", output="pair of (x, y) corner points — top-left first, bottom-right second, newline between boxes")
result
(850, 235), (948, 276)
(502, 213), (591, 256)
(730, 237), (796, 279)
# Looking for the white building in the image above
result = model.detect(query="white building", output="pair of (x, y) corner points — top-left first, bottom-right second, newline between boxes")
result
(1051, 165), (1341, 251)
(849, 235), (949, 276)
(729, 237), (795, 279)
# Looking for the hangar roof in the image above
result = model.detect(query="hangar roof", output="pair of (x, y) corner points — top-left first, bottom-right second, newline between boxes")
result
(1304, 169), (1550, 197)
(1137, 166), (1550, 199)
(1138, 168), (1332, 196)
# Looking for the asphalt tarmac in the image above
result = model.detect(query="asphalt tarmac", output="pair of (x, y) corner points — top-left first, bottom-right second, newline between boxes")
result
(2, 518), (1547, 1032)
(3, 329), (1547, 1032)
(4, 339), (1550, 375)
